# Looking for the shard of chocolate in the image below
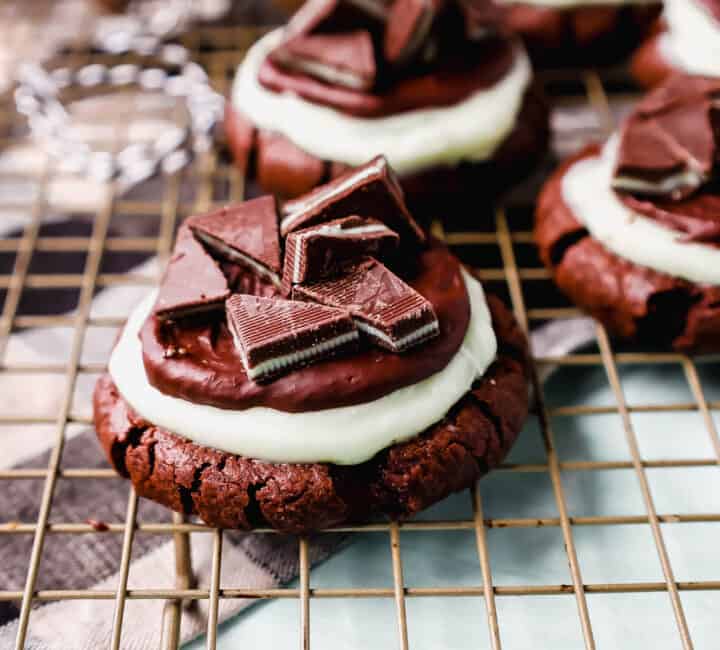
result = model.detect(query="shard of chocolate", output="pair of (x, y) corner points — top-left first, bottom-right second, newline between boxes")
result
(293, 258), (439, 352)
(613, 121), (689, 188)
(153, 227), (230, 320)
(384, 0), (441, 64)
(226, 294), (358, 382)
(613, 76), (720, 200)
(281, 156), (426, 244)
(282, 216), (400, 294)
(188, 196), (282, 286)
(270, 30), (376, 91)
(287, 0), (389, 37)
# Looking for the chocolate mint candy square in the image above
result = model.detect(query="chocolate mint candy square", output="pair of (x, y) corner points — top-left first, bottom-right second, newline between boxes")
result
(154, 226), (230, 320)
(281, 155), (425, 244)
(293, 258), (439, 352)
(613, 77), (720, 200)
(282, 216), (399, 294)
(270, 30), (376, 91)
(226, 294), (358, 382)
(188, 196), (282, 286)
(287, 0), (390, 38)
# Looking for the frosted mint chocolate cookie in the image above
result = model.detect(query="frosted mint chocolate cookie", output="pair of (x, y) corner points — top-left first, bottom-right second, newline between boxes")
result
(535, 76), (720, 352)
(225, 0), (549, 216)
(94, 158), (529, 533)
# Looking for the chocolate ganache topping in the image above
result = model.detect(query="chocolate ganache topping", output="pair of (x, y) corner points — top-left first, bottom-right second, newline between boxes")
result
(613, 75), (720, 247)
(142, 157), (473, 412)
(257, 0), (516, 118)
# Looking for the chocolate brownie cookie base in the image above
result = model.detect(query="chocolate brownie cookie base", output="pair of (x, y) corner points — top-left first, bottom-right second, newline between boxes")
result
(535, 145), (720, 353)
(630, 33), (677, 89)
(94, 294), (529, 534)
(504, 3), (661, 66)
(225, 87), (549, 217)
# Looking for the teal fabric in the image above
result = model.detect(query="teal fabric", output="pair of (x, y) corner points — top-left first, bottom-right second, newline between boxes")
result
(187, 356), (720, 649)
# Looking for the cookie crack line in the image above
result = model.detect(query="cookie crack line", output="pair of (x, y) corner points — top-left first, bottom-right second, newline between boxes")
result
(548, 227), (589, 268)
(178, 462), (212, 516)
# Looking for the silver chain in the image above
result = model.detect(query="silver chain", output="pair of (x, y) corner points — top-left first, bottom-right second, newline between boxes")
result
(94, 0), (233, 56)
(14, 0), (231, 192)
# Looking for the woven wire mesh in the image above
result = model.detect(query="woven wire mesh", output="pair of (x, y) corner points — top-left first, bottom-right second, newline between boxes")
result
(0, 24), (718, 650)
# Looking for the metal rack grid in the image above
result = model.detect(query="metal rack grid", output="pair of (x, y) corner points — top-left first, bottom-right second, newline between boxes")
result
(0, 24), (718, 650)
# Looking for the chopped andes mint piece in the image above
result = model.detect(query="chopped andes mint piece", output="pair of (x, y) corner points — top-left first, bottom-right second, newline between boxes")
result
(612, 76), (720, 200)
(613, 120), (688, 188)
(270, 31), (376, 91)
(287, 0), (389, 37)
(281, 156), (426, 244)
(188, 196), (282, 286)
(293, 258), (439, 352)
(282, 216), (399, 294)
(226, 294), (358, 382)
(384, 0), (441, 64)
(153, 227), (230, 321)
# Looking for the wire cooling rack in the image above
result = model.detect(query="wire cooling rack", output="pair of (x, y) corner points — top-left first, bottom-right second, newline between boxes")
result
(0, 23), (719, 650)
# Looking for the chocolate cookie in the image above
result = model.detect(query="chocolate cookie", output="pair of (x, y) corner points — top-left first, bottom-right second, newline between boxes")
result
(503, 3), (661, 66)
(225, 85), (549, 218)
(93, 293), (529, 534)
(535, 146), (720, 352)
(226, 0), (549, 217)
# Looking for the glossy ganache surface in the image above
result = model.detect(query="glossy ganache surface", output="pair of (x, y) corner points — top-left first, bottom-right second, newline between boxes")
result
(138, 157), (472, 413)
(257, 0), (516, 118)
(613, 75), (720, 247)
(141, 242), (470, 412)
